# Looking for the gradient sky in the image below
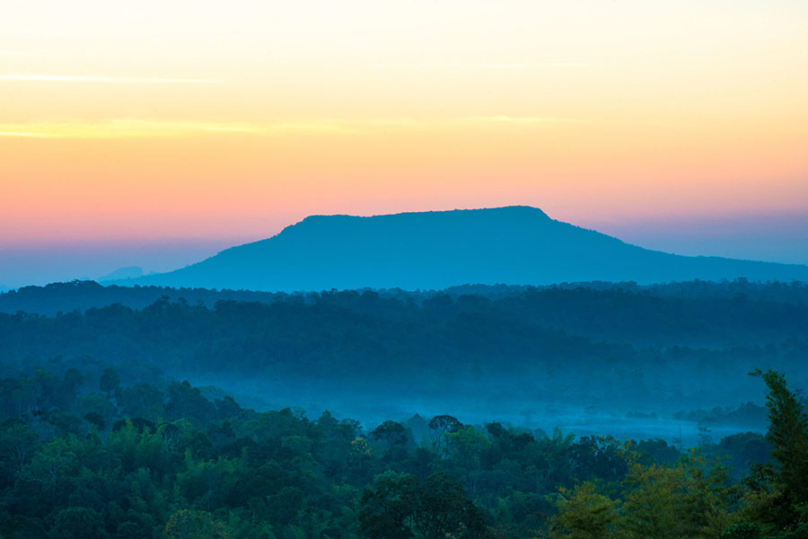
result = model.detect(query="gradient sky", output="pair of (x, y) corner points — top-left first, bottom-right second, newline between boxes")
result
(1, 0), (807, 287)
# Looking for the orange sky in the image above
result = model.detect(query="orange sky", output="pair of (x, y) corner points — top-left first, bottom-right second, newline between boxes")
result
(1, 0), (807, 264)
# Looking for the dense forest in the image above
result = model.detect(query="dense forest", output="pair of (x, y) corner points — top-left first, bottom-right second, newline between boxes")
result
(1, 280), (806, 421)
(1, 279), (807, 537)
(4, 279), (808, 322)
(3, 362), (807, 539)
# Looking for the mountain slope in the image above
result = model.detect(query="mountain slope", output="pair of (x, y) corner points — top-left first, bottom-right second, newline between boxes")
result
(124, 206), (808, 291)
(97, 266), (144, 282)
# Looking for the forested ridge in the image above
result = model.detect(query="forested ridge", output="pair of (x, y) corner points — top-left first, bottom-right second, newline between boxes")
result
(4, 280), (808, 340)
(1, 280), (807, 412)
(2, 363), (807, 539)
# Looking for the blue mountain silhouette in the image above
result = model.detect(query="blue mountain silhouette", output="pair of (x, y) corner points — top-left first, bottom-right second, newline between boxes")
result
(123, 206), (808, 291)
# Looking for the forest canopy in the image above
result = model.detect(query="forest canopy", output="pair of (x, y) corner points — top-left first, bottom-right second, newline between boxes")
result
(1, 280), (806, 417)
(1, 363), (805, 538)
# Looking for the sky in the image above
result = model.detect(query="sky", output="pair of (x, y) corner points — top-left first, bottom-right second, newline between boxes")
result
(1, 0), (807, 287)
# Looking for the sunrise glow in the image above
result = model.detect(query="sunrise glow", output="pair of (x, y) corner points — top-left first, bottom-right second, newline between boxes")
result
(1, 0), (807, 283)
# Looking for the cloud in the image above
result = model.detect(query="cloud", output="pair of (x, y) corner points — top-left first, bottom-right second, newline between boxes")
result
(0, 51), (28, 57)
(0, 74), (217, 83)
(0, 119), (359, 139)
(477, 115), (596, 124)
(476, 63), (530, 70)
(476, 62), (588, 69)
(0, 130), (52, 138)
(0, 115), (595, 140)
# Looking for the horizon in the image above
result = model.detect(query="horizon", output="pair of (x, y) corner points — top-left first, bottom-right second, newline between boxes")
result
(2, 204), (808, 289)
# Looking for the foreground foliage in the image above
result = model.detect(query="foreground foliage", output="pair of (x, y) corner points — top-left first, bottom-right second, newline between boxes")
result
(548, 370), (808, 539)
(0, 364), (802, 538)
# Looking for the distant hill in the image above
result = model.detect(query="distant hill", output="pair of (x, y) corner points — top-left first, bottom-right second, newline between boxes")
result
(97, 266), (144, 282)
(0, 280), (290, 316)
(116, 206), (808, 291)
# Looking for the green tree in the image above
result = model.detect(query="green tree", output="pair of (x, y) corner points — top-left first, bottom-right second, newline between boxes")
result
(415, 472), (490, 539)
(370, 421), (410, 451)
(0, 419), (40, 473)
(50, 507), (109, 539)
(550, 481), (620, 539)
(429, 415), (462, 458)
(750, 370), (808, 504)
(164, 509), (230, 539)
(621, 454), (737, 539)
(742, 370), (808, 536)
(360, 471), (419, 539)
(445, 425), (491, 496)
(359, 471), (490, 539)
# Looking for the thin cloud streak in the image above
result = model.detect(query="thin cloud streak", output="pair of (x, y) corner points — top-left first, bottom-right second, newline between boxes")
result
(0, 131), (53, 138)
(476, 62), (588, 69)
(0, 119), (360, 139)
(0, 115), (596, 139)
(0, 74), (217, 83)
(460, 115), (600, 126)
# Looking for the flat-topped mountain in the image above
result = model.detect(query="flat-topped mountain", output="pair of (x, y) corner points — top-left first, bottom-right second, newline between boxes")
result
(123, 206), (808, 291)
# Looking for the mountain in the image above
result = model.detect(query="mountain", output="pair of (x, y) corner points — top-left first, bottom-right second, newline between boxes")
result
(120, 206), (808, 291)
(97, 266), (144, 282)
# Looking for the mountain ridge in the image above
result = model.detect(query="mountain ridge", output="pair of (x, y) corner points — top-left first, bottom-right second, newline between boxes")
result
(117, 206), (808, 291)
(97, 265), (144, 282)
